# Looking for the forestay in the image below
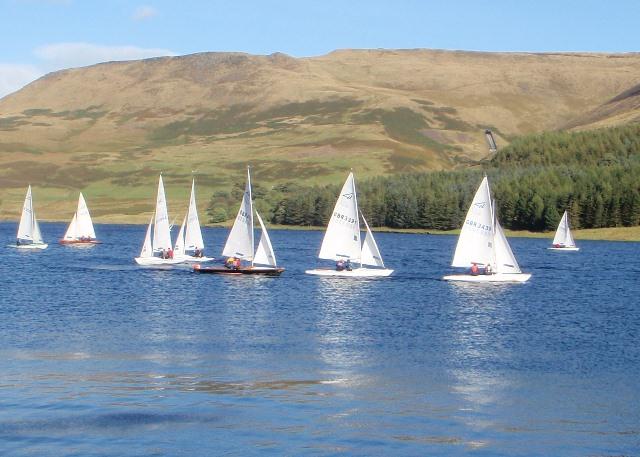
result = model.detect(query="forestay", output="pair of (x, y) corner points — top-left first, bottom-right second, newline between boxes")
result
(222, 168), (254, 260)
(451, 176), (495, 267)
(318, 172), (361, 262)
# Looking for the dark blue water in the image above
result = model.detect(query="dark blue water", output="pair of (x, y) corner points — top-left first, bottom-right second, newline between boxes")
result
(0, 222), (638, 456)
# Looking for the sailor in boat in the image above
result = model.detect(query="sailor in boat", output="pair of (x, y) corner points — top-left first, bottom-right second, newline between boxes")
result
(194, 248), (203, 258)
(336, 259), (353, 271)
(225, 257), (241, 270)
(470, 262), (480, 276)
(484, 263), (493, 275)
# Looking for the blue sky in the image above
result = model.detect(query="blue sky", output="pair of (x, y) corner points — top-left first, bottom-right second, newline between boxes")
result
(1, 0), (639, 97)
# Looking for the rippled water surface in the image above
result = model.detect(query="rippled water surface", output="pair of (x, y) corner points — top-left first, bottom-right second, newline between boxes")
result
(0, 222), (638, 456)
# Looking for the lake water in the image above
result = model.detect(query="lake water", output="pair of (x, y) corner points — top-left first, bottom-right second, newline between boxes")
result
(0, 222), (638, 456)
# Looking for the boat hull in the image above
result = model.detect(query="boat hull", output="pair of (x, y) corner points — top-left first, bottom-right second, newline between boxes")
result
(548, 247), (580, 251)
(305, 268), (393, 277)
(9, 243), (48, 250)
(193, 264), (284, 276)
(443, 273), (531, 283)
(174, 255), (214, 263)
(134, 257), (184, 266)
(59, 239), (101, 245)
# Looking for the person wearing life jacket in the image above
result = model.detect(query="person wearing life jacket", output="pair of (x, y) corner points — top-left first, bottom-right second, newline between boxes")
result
(336, 259), (346, 271)
(168, 248), (174, 259)
(470, 262), (479, 276)
(484, 263), (493, 275)
(225, 257), (236, 269)
(233, 257), (241, 270)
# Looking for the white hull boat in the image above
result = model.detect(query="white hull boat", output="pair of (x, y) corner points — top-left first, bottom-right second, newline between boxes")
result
(549, 211), (579, 251)
(305, 171), (392, 277)
(443, 273), (532, 283)
(173, 179), (213, 264)
(11, 185), (47, 250)
(443, 176), (530, 283)
(12, 242), (48, 250)
(134, 175), (179, 266)
(305, 267), (393, 277)
(134, 256), (184, 266)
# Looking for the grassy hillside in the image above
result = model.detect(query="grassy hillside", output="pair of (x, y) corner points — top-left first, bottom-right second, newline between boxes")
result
(1, 49), (640, 222)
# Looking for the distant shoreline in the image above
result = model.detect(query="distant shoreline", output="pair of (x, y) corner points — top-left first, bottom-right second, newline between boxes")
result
(2, 219), (638, 242)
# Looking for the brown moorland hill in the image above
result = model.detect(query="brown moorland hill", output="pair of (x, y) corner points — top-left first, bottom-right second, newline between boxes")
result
(1, 49), (640, 222)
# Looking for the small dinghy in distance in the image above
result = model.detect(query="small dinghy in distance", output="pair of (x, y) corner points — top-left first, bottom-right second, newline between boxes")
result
(305, 171), (393, 278)
(11, 185), (48, 250)
(194, 167), (284, 276)
(134, 175), (183, 266)
(173, 179), (213, 263)
(443, 176), (531, 283)
(548, 211), (579, 251)
(60, 192), (100, 245)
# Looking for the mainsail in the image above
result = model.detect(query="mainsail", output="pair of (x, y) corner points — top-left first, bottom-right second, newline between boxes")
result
(318, 172), (361, 261)
(152, 175), (172, 252)
(451, 176), (495, 268)
(222, 168), (254, 260)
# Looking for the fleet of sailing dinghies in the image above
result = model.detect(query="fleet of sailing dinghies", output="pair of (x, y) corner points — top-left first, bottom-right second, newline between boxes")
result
(305, 172), (393, 277)
(442, 176), (531, 283)
(173, 179), (213, 263)
(134, 175), (183, 266)
(11, 185), (48, 250)
(60, 192), (100, 245)
(193, 167), (284, 275)
(548, 211), (579, 251)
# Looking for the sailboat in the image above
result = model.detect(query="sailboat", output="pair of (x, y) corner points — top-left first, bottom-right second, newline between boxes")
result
(134, 175), (182, 266)
(11, 185), (48, 250)
(173, 179), (213, 263)
(60, 192), (100, 245)
(443, 176), (531, 283)
(305, 172), (393, 277)
(193, 167), (284, 275)
(548, 210), (579, 251)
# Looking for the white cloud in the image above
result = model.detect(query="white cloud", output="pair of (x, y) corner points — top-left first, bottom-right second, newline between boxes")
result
(34, 42), (176, 70)
(132, 5), (158, 21)
(0, 64), (43, 99)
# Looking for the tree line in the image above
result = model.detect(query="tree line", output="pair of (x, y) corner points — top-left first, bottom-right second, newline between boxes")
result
(208, 124), (640, 231)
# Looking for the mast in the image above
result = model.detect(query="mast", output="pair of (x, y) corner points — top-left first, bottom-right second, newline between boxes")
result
(247, 166), (254, 266)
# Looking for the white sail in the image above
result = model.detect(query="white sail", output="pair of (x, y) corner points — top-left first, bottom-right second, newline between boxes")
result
(222, 168), (254, 260)
(318, 172), (361, 261)
(139, 216), (154, 258)
(17, 185), (34, 242)
(75, 192), (96, 239)
(184, 179), (205, 251)
(174, 216), (186, 257)
(451, 176), (495, 268)
(552, 211), (576, 247)
(360, 213), (385, 268)
(254, 210), (277, 267)
(152, 175), (172, 251)
(493, 218), (521, 274)
(63, 213), (78, 241)
(32, 212), (44, 244)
